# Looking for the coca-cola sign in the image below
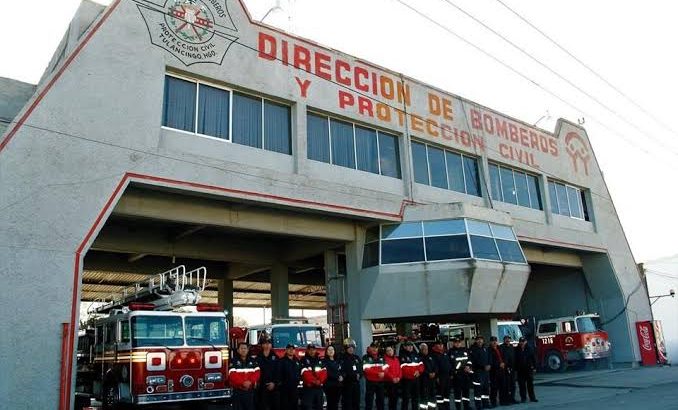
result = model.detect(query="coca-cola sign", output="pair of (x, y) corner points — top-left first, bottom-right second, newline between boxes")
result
(635, 321), (658, 366)
(639, 324), (653, 351)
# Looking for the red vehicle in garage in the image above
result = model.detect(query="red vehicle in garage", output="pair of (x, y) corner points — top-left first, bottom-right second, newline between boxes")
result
(536, 313), (611, 372)
(80, 266), (232, 408)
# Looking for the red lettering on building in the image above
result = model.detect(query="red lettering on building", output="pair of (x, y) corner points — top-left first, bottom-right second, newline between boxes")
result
(295, 77), (311, 98)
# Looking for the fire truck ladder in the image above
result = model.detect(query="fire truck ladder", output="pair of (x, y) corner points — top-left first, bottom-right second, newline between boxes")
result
(91, 265), (208, 314)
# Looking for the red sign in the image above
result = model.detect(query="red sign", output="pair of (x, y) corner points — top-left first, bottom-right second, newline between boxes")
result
(635, 321), (658, 366)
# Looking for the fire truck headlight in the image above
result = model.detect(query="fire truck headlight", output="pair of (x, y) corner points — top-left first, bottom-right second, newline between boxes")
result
(205, 373), (223, 383)
(146, 375), (166, 385)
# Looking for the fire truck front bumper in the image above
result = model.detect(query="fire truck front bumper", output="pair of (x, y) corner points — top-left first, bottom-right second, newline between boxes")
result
(135, 388), (232, 404)
(567, 348), (612, 361)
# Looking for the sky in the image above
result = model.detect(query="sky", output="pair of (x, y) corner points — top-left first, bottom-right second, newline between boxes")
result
(3, 1), (677, 322)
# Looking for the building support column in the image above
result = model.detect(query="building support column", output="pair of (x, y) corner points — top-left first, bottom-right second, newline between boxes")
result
(217, 277), (234, 326)
(271, 263), (289, 320)
(477, 318), (499, 341)
(345, 235), (373, 353)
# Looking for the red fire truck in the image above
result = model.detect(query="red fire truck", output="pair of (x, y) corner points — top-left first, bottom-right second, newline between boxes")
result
(535, 313), (611, 372)
(79, 266), (232, 409)
(244, 319), (327, 358)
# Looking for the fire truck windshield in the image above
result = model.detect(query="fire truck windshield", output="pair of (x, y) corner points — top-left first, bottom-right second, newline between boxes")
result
(576, 316), (602, 333)
(185, 316), (228, 346)
(131, 316), (184, 347)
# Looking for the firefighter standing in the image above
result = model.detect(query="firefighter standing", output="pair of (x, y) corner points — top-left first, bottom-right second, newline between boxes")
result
(229, 342), (261, 410)
(256, 338), (280, 410)
(514, 337), (538, 403)
(448, 338), (472, 410)
(488, 336), (506, 407)
(399, 341), (424, 410)
(279, 344), (301, 410)
(432, 341), (452, 410)
(383, 346), (402, 410)
(322, 345), (344, 410)
(300, 344), (327, 410)
(499, 336), (518, 405)
(469, 336), (491, 409)
(340, 339), (362, 410)
(420, 343), (439, 410)
(363, 342), (388, 410)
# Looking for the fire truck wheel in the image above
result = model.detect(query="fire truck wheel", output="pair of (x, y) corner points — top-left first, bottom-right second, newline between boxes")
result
(545, 351), (567, 373)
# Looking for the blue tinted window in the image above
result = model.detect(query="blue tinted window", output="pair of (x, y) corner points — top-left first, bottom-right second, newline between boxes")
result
(527, 175), (541, 210)
(163, 76), (196, 132)
(423, 219), (466, 236)
(412, 142), (429, 185)
(489, 164), (502, 201)
(378, 132), (401, 178)
(556, 183), (570, 216)
(567, 186), (583, 219)
(467, 220), (492, 236)
(197, 84), (229, 139)
(470, 235), (500, 260)
(446, 151), (464, 193)
(496, 239), (525, 263)
(381, 238), (425, 264)
(515, 172), (530, 207)
(382, 222), (423, 239)
(362, 242), (379, 268)
(548, 182), (559, 214)
(307, 113), (330, 163)
(425, 236), (470, 261)
(232, 92), (262, 148)
(264, 101), (291, 154)
(490, 224), (515, 240)
(355, 126), (379, 174)
(330, 119), (355, 169)
(463, 156), (480, 196)
(427, 146), (447, 189)
(500, 167), (517, 205)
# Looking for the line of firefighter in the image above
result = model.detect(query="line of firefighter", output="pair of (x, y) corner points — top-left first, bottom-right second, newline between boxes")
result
(228, 334), (538, 410)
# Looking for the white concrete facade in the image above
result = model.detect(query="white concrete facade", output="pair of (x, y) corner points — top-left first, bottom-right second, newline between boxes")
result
(0, 1), (651, 408)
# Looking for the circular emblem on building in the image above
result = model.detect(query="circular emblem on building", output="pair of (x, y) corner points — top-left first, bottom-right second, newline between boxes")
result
(167, 0), (214, 43)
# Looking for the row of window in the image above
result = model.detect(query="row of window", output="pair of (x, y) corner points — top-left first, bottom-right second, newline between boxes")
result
(363, 219), (526, 267)
(162, 75), (590, 221)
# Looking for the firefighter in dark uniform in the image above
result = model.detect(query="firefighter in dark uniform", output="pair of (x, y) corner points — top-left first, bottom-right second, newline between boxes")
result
(514, 337), (538, 403)
(399, 341), (424, 410)
(256, 337), (281, 410)
(448, 337), (472, 410)
(362, 342), (388, 410)
(340, 338), (362, 410)
(469, 335), (491, 409)
(229, 342), (261, 410)
(499, 335), (518, 405)
(300, 344), (327, 410)
(420, 343), (438, 410)
(432, 341), (452, 410)
(279, 344), (301, 410)
(488, 336), (506, 407)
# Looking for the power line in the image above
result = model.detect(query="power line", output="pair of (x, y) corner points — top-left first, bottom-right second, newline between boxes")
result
(493, 0), (678, 146)
(438, 0), (678, 158)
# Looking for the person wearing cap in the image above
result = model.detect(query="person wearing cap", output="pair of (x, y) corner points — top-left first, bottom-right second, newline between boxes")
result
(419, 343), (438, 410)
(229, 342), (261, 410)
(488, 336), (506, 407)
(256, 337), (281, 410)
(339, 338), (362, 410)
(499, 335), (518, 405)
(362, 342), (387, 410)
(383, 346), (402, 410)
(431, 341), (452, 410)
(300, 344), (327, 410)
(322, 345), (344, 410)
(469, 335), (491, 409)
(447, 337), (472, 410)
(279, 344), (301, 410)
(514, 337), (538, 403)
(399, 340), (424, 410)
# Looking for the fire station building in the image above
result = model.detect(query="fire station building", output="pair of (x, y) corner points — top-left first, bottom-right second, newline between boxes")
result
(0, 0), (652, 408)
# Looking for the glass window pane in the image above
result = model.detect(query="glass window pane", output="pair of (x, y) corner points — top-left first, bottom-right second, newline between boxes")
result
(330, 119), (355, 169)
(567, 186), (583, 219)
(527, 175), (541, 210)
(425, 235), (471, 261)
(496, 239), (525, 263)
(412, 142), (430, 185)
(490, 224), (515, 240)
(197, 84), (229, 139)
(467, 220), (492, 236)
(232, 92), (262, 148)
(264, 101), (291, 154)
(423, 219), (466, 236)
(446, 151), (464, 193)
(427, 146), (447, 189)
(500, 167), (517, 204)
(580, 191), (590, 221)
(365, 226), (380, 243)
(378, 132), (401, 178)
(381, 238), (425, 264)
(362, 242), (379, 268)
(381, 222), (423, 239)
(355, 126), (379, 174)
(548, 182), (559, 214)
(470, 235), (500, 260)
(307, 113), (330, 163)
(515, 172), (531, 207)
(163, 76), (196, 132)
(463, 156), (480, 196)
(489, 164), (503, 202)
(556, 183), (570, 216)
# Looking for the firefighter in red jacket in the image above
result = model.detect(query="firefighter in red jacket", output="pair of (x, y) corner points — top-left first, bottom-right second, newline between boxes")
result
(363, 342), (388, 410)
(229, 342), (261, 410)
(400, 341), (425, 410)
(300, 344), (328, 410)
(383, 346), (402, 410)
